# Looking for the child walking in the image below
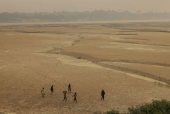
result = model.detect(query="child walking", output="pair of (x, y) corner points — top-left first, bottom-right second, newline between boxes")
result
(41, 88), (45, 98)
(68, 84), (71, 93)
(62, 91), (67, 102)
(72, 92), (77, 103)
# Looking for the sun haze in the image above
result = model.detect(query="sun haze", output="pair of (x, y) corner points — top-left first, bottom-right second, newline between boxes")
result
(0, 0), (170, 13)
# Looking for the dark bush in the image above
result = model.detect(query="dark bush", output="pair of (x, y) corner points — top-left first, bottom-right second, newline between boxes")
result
(104, 100), (170, 114)
(106, 109), (120, 114)
(77, 57), (82, 59)
(128, 99), (170, 114)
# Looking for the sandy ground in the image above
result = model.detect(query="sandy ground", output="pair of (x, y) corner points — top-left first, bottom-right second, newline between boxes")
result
(0, 22), (170, 114)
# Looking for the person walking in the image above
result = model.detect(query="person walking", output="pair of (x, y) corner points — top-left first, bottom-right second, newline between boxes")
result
(68, 84), (71, 93)
(51, 85), (53, 95)
(62, 90), (67, 102)
(72, 92), (77, 103)
(101, 89), (105, 100)
(41, 88), (45, 98)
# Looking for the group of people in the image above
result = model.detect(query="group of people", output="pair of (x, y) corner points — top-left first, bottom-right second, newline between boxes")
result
(41, 84), (105, 102)
(62, 84), (77, 102)
(41, 84), (77, 102)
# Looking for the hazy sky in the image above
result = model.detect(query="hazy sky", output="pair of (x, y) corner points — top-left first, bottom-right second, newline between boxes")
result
(0, 0), (170, 13)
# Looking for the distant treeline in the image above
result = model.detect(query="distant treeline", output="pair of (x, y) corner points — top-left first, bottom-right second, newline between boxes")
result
(1, 10), (170, 22)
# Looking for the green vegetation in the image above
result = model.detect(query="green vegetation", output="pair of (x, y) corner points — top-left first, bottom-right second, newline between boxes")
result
(77, 57), (82, 59)
(106, 110), (120, 114)
(94, 100), (170, 114)
(128, 100), (170, 114)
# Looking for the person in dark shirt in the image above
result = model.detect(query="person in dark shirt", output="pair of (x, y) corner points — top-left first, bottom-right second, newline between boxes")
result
(51, 85), (53, 95)
(68, 84), (71, 92)
(72, 92), (77, 103)
(101, 89), (105, 100)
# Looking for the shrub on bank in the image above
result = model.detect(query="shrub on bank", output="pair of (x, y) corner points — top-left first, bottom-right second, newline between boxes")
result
(127, 99), (170, 114)
(94, 100), (170, 114)
(106, 109), (120, 114)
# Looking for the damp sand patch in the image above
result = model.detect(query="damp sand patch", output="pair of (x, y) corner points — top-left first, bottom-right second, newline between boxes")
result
(33, 53), (102, 69)
(56, 54), (102, 68)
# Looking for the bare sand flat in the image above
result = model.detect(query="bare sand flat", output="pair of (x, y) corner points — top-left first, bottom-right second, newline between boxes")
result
(1, 22), (170, 114)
